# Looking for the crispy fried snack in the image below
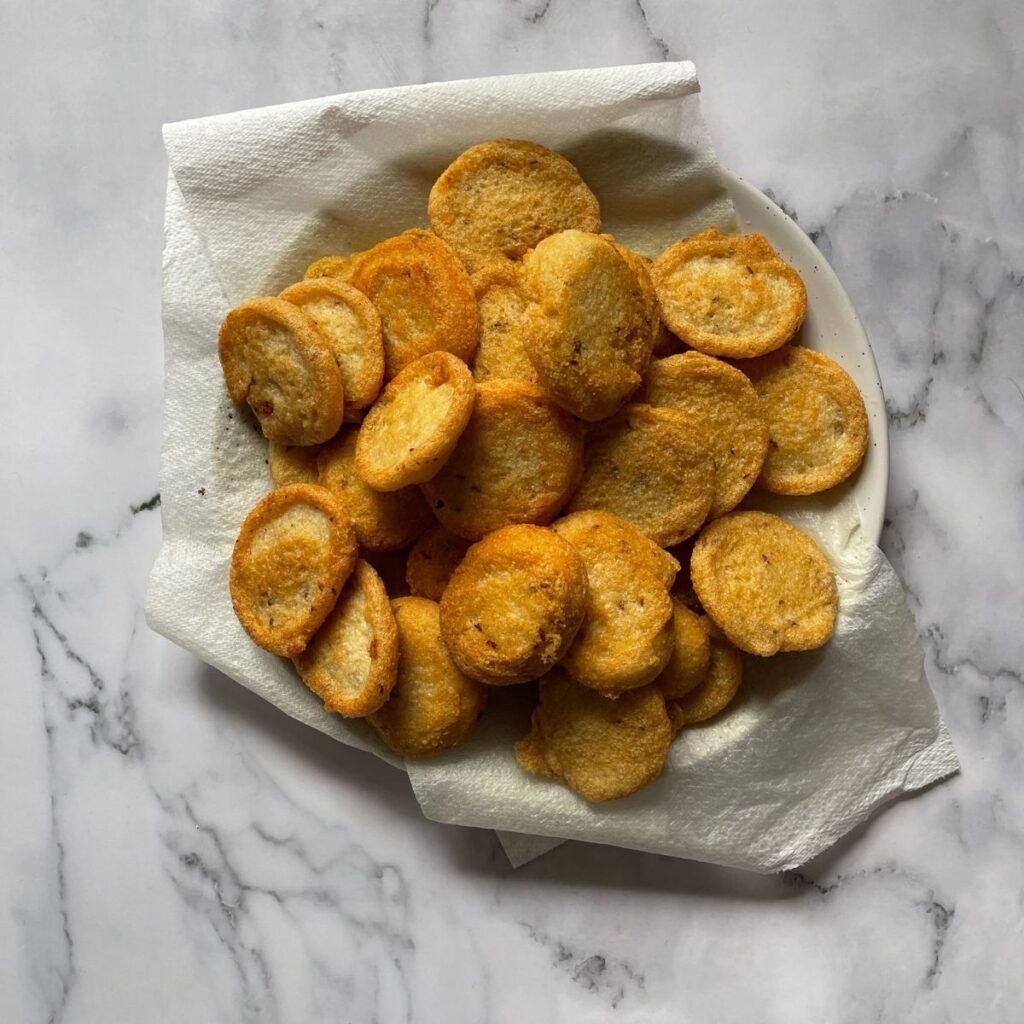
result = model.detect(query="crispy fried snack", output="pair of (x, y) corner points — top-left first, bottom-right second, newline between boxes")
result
(652, 229), (807, 358)
(219, 297), (344, 445)
(643, 351), (769, 518)
(608, 241), (662, 351)
(521, 230), (654, 420)
(293, 560), (399, 717)
(691, 511), (838, 656)
(279, 278), (384, 412)
(656, 602), (711, 700)
(303, 253), (364, 282)
(318, 430), (433, 551)
(553, 512), (675, 696)
(229, 484), (357, 656)
(349, 229), (478, 378)
(369, 596), (487, 757)
(440, 525), (588, 685)
(267, 442), (322, 487)
(667, 621), (743, 727)
(355, 351), (475, 491)
(470, 260), (538, 384)
(516, 670), (672, 802)
(428, 139), (601, 272)
(553, 510), (680, 590)
(421, 379), (583, 540)
(566, 403), (714, 546)
(405, 524), (470, 601)
(739, 345), (869, 494)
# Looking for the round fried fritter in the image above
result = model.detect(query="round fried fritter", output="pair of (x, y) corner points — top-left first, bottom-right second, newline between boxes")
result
(267, 442), (322, 487)
(229, 484), (357, 657)
(609, 241), (662, 352)
(656, 601), (712, 700)
(405, 524), (470, 601)
(739, 345), (869, 495)
(515, 670), (672, 802)
(521, 230), (654, 421)
(553, 513), (674, 696)
(303, 253), (363, 282)
(440, 525), (588, 685)
(691, 511), (838, 656)
(348, 229), (478, 378)
(470, 260), (538, 384)
(293, 560), (399, 717)
(369, 597), (487, 758)
(428, 139), (601, 272)
(279, 278), (384, 412)
(219, 297), (344, 445)
(566, 403), (714, 547)
(552, 510), (680, 590)
(652, 228), (807, 359)
(643, 351), (769, 518)
(420, 379), (583, 541)
(355, 351), (475, 491)
(668, 621), (743, 727)
(317, 430), (433, 552)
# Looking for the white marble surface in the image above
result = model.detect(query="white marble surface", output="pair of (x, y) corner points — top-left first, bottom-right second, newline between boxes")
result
(2, 1), (1022, 1020)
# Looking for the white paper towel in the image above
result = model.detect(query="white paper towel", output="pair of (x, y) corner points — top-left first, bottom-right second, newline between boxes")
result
(148, 62), (958, 872)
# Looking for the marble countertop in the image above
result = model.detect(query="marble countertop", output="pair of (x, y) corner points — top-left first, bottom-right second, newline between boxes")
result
(3, 1), (1022, 1021)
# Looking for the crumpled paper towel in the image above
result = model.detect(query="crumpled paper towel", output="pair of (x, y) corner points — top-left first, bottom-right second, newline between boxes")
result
(148, 62), (958, 872)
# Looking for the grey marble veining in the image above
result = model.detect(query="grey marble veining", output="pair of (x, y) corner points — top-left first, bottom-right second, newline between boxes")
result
(2, 0), (1022, 1021)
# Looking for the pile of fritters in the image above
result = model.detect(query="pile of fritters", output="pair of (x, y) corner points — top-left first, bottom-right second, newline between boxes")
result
(219, 140), (869, 802)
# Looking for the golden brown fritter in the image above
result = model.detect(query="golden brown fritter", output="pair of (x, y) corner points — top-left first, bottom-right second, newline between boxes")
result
(405, 524), (470, 602)
(667, 621), (743, 727)
(267, 442), (322, 487)
(469, 260), (538, 384)
(656, 602), (711, 700)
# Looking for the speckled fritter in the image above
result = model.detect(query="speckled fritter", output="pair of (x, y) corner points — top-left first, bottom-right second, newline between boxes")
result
(279, 278), (384, 412)
(267, 442), (322, 487)
(317, 429), (433, 552)
(656, 601), (711, 700)
(643, 351), (769, 518)
(405, 524), (470, 601)
(470, 260), (538, 384)
(553, 512), (675, 696)
(691, 511), (838, 656)
(609, 241), (663, 353)
(440, 525), (588, 685)
(515, 670), (672, 802)
(652, 229), (807, 359)
(420, 379), (583, 540)
(566, 403), (714, 546)
(739, 345), (869, 494)
(668, 620), (743, 727)
(521, 230), (654, 420)
(349, 230), (479, 378)
(219, 297), (343, 445)
(293, 560), (399, 717)
(355, 351), (475, 491)
(229, 484), (357, 657)
(369, 596), (487, 757)
(428, 139), (601, 272)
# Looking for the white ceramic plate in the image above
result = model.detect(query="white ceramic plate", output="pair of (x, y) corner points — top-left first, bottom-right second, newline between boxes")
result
(725, 172), (889, 543)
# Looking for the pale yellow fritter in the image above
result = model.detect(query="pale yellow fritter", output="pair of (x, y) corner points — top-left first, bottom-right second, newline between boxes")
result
(470, 260), (538, 384)
(229, 484), (357, 657)
(293, 560), (399, 717)
(405, 524), (470, 602)
(652, 229), (807, 359)
(349, 229), (479, 378)
(219, 296), (344, 445)
(739, 345), (869, 495)
(521, 230), (654, 421)
(279, 277), (384, 411)
(566, 403), (714, 546)
(439, 525), (588, 685)
(553, 512), (675, 696)
(691, 511), (838, 656)
(515, 670), (672, 802)
(420, 379), (583, 540)
(428, 139), (601, 272)
(656, 601), (711, 700)
(355, 351), (475, 491)
(668, 620), (743, 727)
(369, 597), (487, 757)
(643, 351), (769, 518)
(317, 429), (433, 552)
